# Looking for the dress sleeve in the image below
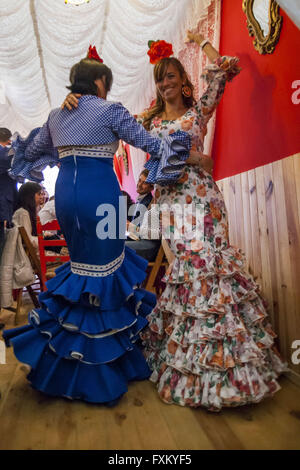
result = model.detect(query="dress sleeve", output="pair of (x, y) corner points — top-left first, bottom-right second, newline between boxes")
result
(9, 120), (59, 183)
(110, 103), (191, 185)
(195, 56), (241, 126)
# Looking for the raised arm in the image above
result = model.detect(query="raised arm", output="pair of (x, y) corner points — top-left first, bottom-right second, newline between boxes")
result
(186, 31), (240, 124)
(186, 31), (220, 63)
(25, 118), (56, 162)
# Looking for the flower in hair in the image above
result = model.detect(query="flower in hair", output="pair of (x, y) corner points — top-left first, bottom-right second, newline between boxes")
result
(87, 45), (103, 63)
(147, 40), (173, 64)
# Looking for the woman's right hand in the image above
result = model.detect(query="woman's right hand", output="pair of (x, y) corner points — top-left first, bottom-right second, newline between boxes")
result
(61, 93), (81, 110)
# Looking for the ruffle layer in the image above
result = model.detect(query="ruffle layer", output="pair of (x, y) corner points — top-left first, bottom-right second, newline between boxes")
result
(38, 287), (154, 336)
(164, 245), (248, 284)
(45, 247), (149, 310)
(144, 130), (191, 185)
(9, 128), (59, 183)
(150, 358), (282, 411)
(143, 307), (276, 350)
(202, 56), (241, 84)
(25, 346), (150, 404)
(157, 275), (263, 319)
(5, 311), (147, 365)
(143, 328), (281, 376)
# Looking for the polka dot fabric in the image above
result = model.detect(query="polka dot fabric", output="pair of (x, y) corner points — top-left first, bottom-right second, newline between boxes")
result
(10, 95), (191, 184)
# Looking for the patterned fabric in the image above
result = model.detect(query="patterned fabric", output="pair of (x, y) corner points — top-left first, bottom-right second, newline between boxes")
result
(144, 132), (191, 185)
(9, 128), (59, 183)
(140, 56), (287, 411)
(24, 97), (162, 157)
(58, 142), (119, 159)
(9, 95), (190, 184)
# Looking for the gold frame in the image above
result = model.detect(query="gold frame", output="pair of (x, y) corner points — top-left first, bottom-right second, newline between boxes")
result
(242, 0), (283, 54)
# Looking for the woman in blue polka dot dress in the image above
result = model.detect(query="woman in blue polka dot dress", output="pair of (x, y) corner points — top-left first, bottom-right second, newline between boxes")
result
(3, 52), (195, 405)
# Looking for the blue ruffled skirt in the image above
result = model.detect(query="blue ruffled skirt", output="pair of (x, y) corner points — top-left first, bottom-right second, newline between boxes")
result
(3, 155), (156, 404)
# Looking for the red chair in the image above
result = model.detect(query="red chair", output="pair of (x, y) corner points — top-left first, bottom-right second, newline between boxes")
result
(36, 217), (70, 291)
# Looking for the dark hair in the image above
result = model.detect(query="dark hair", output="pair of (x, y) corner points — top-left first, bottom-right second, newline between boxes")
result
(143, 57), (196, 130)
(67, 58), (113, 95)
(140, 169), (149, 178)
(16, 182), (42, 236)
(0, 127), (12, 142)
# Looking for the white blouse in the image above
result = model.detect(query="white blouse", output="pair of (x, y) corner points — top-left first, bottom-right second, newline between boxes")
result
(12, 207), (38, 249)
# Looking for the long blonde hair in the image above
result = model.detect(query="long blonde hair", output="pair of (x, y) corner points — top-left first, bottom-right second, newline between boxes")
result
(143, 57), (196, 131)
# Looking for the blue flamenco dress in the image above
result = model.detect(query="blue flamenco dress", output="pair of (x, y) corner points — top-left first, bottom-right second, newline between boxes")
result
(3, 95), (190, 404)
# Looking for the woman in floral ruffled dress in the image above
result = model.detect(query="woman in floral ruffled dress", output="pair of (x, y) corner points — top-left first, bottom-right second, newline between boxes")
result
(137, 31), (287, 411)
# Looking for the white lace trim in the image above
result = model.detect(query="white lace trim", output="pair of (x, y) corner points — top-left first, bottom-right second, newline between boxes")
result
(71, 251), (125, 277)
(58, 143), (118, 159)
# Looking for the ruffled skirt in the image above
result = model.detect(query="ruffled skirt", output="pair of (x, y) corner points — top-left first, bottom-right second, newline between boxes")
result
(141, 166), (287, 410)
(3, 155), (156, 404)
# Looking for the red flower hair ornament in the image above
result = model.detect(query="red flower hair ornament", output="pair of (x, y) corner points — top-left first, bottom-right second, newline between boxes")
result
(147, 40), (173, 65)
(87, 45), (103, 63)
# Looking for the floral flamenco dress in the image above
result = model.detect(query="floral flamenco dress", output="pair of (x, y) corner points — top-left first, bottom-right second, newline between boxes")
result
(140, 56), (287, 410)
(3, 96), (191, 404)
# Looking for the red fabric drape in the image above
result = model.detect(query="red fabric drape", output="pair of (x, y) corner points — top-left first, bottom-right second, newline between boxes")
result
(113, 154), (122, 187)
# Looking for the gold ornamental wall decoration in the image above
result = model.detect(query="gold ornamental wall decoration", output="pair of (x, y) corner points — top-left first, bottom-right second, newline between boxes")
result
(242, 0), (283, 54)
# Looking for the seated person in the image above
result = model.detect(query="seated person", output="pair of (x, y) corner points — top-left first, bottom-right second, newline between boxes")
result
(12, 182), (45, 251)
(38, 195), (56, 226)
(0, 182), (44, 315)
(13, 183), (62, 254)
(121, 190), (135, 222)
(125, 169), (160, 262)
(38, 196), (66, 254)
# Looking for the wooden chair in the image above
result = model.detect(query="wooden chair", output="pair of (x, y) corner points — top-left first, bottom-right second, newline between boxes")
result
(5, 226), (41, 324)
(3, 220), (69, 324)
(36, 217), (70, 291)
(145, 243), (169, 295)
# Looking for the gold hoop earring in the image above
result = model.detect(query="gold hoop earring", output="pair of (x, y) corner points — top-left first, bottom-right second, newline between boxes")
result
(182, 85), (192, 98)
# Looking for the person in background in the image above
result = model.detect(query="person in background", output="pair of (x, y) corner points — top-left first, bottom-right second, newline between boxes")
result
(38, 195), (65, 254)
(38, 195), (56, 226)
(130, 169), (154, 225)
(0, 182), (43, 321)
(121, 190), (135, 222)
(12, 182), (44, 250)
(41, 188), (49, 205)
(125, 169), (160, 262)
(0, 128), (18, 261)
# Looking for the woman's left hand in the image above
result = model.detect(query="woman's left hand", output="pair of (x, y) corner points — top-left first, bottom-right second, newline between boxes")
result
(186, 150), (214, 174)
(61, 93), (81, 110)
